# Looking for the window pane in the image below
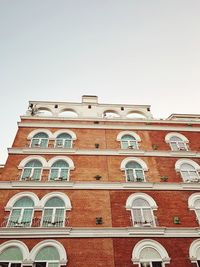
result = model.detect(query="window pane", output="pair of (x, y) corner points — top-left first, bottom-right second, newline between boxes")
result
(54, 209), (65, 226)
(35, 263), (46, 267)
(64, 140), (72, 148)
(40, 139), (48, 148)
(8, 209), (21, 226)
(121, 141), (129, 149)
(33, 168), (41, 180)
(21, 209), (33, 226)
(45, 197), (65, 207)
(135, 170), (144, 180)
(141, 263), (151, 267)
(126, 169), (134, 181)
(0, 247), (23, 261)
(42, 209), (53, 226)
(133, 209), (142, 224)
(50, 169), (59, 180)
(22, 168), (31, 179)
(143, 208), (154, 224)
(35, 246), (60, 260)
(14, 197), (34, 207)
(152, 262), (162, 267)
(60, 169), (69, 179)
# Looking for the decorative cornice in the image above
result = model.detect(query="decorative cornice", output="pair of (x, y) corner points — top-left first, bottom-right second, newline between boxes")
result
(1, 181), (200, 191)
(0, 227), (200, 238)
(18, 121), (200, 131)
(7, 148), (200, 158)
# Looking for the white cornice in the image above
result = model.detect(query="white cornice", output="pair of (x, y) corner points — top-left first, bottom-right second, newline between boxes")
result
(18, 121), (200, 131)
(1, 181), (200, 191)
(0, 227), (200, 238)
(7, 148), (200, 158)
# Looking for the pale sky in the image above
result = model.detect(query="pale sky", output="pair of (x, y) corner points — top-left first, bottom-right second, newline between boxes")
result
(0, 0), (200, 163)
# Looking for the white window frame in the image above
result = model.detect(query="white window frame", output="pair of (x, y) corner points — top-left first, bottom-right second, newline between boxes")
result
(165, 132), (189, 151)
(175, 159), (200, 183)
(21, 165), (43, 181)
(41, 206), (66, 227)
(7, 206), (34, 228)
(125, 167), (145, 182)
(49, 166), (70, 181)
(131, 204), (156, 227)
(30, 137), (49, 148)
(117, 131), (141, 150)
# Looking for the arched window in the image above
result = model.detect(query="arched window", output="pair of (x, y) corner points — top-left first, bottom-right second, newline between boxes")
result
(7, 197), (34, 228)
(188, 194), (200, 224)
(126, 194), (157, 227)
(31, 133), (49, 148)
(34, 246), (60, 267)
(55, 133), (73, 148)
(0, 246), (23, 267)
(132, 239), (170, 266)
(180, 163), (199, 182)
(49, 160), (70, 181)
(125, 161), (145, 182)
(42, 197), (66, 227)
(21, 160), (43, 181)
(121, 135), (139, 149)
(165, 133), (189, 151)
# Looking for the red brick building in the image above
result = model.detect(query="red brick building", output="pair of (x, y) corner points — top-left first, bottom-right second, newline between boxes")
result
(0, 95), (200, 267)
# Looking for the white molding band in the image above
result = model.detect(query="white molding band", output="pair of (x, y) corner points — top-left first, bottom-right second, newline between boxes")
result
(1, 227), (200, 238)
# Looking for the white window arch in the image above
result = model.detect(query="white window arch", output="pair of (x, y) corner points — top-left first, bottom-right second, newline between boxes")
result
(40, 192), (71, 228)
(132, 239), (170, 266)
(0, 241), (29, 267)
(121, 158), (148, 182)
(126, 193), (158, 227)
(175, 159), (200, 182)
(165, 132), (189, 151)
(48, 157), (74, 181)
(188, 194), (200, 224)
(30, 240), (67, 266)
(189, 239), (200, 266)
(27, 129), (53, 140)
(117, 131), (141, 150)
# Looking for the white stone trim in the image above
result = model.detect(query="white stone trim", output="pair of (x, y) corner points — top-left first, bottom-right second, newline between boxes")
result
(175, 159), (200, 172)
(116, 131), (141, 141)
(27, 129), (53, 140)
(188, 193), (200, 209)
(0, 240), (29, 260)
(120, 157), (148, 171)
(47, 156), (75, 169)
(165, 132), (189, 143)
(189, 239), (200, 262)
(5, 192), (40, 211)
(30, 240), (67, 264)
(18, 156), (48, 169)
(39, 192), (72, 210)
(132, 239), (170, 264)
(126, 193), (158, 210)
(53, 129), (77, 139)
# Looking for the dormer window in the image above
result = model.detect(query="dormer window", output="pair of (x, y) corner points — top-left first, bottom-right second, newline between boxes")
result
(31, 132), (49, 148)
(55, 133), (72, 148)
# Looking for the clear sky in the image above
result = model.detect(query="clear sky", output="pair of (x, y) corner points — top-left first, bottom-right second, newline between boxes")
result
(0, 0), (200, 163)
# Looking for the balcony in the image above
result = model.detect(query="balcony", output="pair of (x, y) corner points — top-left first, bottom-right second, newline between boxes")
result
(1, 216), (69, 228)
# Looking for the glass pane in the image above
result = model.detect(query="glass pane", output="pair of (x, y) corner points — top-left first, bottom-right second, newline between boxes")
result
(0, 247), (23, 260)
(170, 142), (178, 151)
(52, 160), (69, 168)
(14, 197), (34, 207)
(32, 139), (40, 147)
(57, 133), (71, 139)
(21, 209), (33, 226)
(64, 140), (72, 148)
(25, 160), (42, 167)
(22, 168), (31, 179)
(135, 170), (144, 180)
(45, 197), (65, 207)
(141, 263), (151, 267)
(152, 262), (162, 267)
(35, 246), (60, 260)
(42, 209), (53, 226)
(143, 209), (153, 224)
(40, 139), (48, 148)
(54, 209), (64, 226)
(126, 161), (142, 169)
(126, 169), (134, 181)
(133, 209), (142, 224)
(60, 169), (69, 179)
(197, 260), (200, 267)
(121, 141), (129, 149)
(33, 133), (48, 138)
(50, 169), (59, 180)
(33, 168), (42, 180)
(8, 209), (21, 226)
(132, 198), (150, 207)
(121, 135), (135, 141)
(170, 136), (182, 141)
(35, 263), (46, 267)
(48, 263), (59, 267)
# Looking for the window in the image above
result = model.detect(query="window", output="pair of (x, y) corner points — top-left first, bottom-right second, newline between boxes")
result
(49, 160), (69, 181)
(34, 246), (60, 267)
(31, 133), (49, 148)
(21, 160), (42, 180)
(0, 246), (23, 267)
(132, 240), (170, 266)
(188, 194), (200, 224)
(7, 197), (34, 228)
(42, 197), (66, 227)
(169, 136), (188, 151)
(55, 133), (72, 148)
(125, 161), (145, 182)
(189, 239), (200, 265)
(180, 163), (199, 182)
(121, 135), (139, 149)
(165, 132), (189, 151)
(131, 198), (156, 227)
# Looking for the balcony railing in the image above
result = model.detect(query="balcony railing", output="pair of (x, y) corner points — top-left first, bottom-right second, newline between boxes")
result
(1, 216), (69, 228)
